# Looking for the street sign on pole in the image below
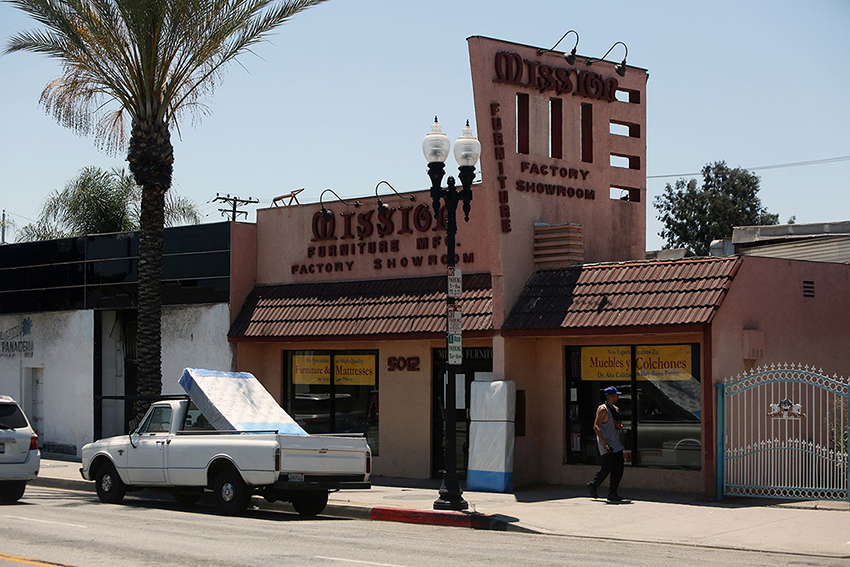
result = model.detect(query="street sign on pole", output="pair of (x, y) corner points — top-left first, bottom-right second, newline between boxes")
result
(448, 267), (462, 298)
(447, 334), (462, 365)
(447, 304), (462, 335)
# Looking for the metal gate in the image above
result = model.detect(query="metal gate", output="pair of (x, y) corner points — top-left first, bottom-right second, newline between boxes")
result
(717, 364), (849, 501)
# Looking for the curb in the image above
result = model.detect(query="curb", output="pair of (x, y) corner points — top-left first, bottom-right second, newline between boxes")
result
(30, 477), (537, 532)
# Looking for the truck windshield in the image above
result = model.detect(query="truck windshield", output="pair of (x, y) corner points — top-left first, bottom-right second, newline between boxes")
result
(141, 406), (173, 433)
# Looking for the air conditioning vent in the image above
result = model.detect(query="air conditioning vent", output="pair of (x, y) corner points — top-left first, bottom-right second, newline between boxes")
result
(802, 280), (815, 299)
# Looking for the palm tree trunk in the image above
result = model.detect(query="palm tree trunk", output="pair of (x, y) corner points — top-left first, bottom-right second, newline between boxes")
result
(128, 119), (173, 421)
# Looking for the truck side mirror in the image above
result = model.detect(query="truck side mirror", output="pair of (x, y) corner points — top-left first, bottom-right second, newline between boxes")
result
(128, 419), (138, 434)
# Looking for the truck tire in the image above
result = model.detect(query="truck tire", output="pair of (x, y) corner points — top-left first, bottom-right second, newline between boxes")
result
(213, 469), (250, 515)
(292, 491), (328, 517)
(95, 463), (126, 504)
(0, 481), (27, 503)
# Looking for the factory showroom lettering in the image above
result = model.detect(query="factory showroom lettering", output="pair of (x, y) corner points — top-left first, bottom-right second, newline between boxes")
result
(291, 205), (475, 275)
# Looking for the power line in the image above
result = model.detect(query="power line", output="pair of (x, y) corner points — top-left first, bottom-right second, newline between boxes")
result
(647, 155), (850, 179)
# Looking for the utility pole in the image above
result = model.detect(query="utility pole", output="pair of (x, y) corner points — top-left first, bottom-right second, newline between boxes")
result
(211, 194), (259, 222)
(1, 210), (6, 244)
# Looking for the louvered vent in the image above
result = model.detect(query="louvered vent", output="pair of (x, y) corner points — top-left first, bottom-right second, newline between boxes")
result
(803, 280), (815, 299)
(534, 223), (583, 269)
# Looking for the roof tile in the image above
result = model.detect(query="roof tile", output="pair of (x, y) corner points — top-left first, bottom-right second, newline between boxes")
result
(230, 273), (493, 339)
(504, 257), (741, 330)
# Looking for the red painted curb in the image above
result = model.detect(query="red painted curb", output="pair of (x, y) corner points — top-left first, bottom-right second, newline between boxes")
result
(369, 506), (494, 529)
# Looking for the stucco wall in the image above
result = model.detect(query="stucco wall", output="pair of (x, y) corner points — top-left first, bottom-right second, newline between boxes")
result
(0, 311), (93, 456)
(504, 333), (704, 492)
(160, 304), (233, 394)
(234, 337), (495, 479)
(711, 257), (850, 382)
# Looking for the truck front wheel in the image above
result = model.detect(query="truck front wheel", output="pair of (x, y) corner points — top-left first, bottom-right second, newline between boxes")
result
(95, 463), (126, 504)
(292, 491), (328, 517)
(213, 469), (250, 515)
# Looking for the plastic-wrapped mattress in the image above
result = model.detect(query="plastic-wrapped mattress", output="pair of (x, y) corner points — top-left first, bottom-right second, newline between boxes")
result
(178, 367), (307, 436)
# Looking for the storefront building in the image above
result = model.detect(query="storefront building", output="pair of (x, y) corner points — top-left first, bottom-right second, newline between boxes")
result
(229, 35), (850, 497)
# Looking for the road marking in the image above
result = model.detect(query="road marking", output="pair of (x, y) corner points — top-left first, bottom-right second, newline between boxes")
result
(2, 516), (87, 529)
(313, 557), (406, 567)
(0, 552), (78, 567)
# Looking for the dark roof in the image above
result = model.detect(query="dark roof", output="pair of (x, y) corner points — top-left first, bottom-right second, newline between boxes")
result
(229, 273), (492, 340)
(503, 256), (742, 330)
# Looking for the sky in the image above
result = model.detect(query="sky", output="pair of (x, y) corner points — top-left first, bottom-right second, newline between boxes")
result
(1, 0), (848, 250)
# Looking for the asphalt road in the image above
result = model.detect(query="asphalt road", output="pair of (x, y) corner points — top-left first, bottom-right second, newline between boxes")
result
(0, 486), (844, 567)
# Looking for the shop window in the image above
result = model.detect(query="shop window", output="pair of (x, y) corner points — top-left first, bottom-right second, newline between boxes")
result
(565, 344), (701, 470)
(283, 350), (379, 455)
(580, 103), (593, 163)
(549, 98), (563, 159)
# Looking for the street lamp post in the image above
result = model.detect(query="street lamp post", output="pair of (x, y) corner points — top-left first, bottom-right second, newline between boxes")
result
(422, 117), (481, 511)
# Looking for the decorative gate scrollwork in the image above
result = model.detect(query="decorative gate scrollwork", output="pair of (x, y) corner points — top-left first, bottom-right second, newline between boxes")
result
(717, 364), (849, 501)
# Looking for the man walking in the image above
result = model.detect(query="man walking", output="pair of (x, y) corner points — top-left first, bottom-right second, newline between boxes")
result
(587, 386), (625, 502)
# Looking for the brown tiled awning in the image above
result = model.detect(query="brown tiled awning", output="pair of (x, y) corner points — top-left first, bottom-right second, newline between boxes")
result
(503, 257), (741, 330)
(229, 273), (492, 341)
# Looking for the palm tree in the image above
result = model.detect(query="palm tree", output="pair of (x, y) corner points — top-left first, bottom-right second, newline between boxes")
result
(6, 0), (328, 416)
(16, 166), (201, 242)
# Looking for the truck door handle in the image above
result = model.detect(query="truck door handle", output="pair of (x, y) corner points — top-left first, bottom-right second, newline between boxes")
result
(155, 440), (167, 445)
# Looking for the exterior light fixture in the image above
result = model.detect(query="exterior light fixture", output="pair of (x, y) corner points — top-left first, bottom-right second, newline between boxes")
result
(586, 41), (628, 77)
(375, 180), (415, 217)
(537, 29), (580, 65)
(319, 188), (360, 222)
(421, 117), (481, 512)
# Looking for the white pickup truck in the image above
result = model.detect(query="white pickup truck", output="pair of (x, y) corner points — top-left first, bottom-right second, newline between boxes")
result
(80, 370), (371, 516)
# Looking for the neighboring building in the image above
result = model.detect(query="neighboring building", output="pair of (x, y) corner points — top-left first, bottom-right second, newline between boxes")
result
(710, 220), (850, 263)
(0, 222), (255, 456)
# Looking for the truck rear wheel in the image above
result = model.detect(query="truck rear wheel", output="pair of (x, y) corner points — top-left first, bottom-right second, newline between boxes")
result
(292, 491), (328, 517)
(0, 481), (27, 503)
(95, 463), (126, 504)
(213, 469), (250, 515)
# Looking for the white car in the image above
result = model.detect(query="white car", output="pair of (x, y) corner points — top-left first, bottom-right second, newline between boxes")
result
(0, 395), (40, 503)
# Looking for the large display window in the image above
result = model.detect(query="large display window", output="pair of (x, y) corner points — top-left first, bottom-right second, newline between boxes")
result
(283, 350), (379, 455)
(565, 344), (701, 469)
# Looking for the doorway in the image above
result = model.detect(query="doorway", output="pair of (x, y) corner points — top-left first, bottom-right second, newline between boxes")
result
(22, 367), (44, 447)
(431, 347), (493, 478)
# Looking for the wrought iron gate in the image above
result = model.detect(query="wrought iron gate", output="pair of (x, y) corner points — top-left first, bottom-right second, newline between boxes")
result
(717, 364), (849, 500)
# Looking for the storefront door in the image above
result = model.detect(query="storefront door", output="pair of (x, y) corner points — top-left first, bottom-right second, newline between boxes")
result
(431, 347), (493, 478)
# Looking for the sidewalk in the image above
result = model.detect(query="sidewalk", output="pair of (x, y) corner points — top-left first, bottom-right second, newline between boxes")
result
(34, 459), (850, 559)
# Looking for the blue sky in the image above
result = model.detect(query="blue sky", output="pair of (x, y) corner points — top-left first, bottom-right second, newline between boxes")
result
(1, 0), (848, 250)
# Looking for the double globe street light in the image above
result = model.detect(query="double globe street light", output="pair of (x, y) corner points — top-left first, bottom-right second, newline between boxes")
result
(422, 117), (481, 511)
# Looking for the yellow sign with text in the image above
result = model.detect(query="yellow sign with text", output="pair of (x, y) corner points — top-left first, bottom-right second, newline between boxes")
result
(333, 354), (376, 386)
(581, 346), (631, 381)
(292, 354), (376, 386)
(292, 355), (331, 384)
(635, 345), (692, 381)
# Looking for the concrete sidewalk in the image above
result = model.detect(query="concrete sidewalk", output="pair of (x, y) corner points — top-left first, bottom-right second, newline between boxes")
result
(33, 459), (850, 559)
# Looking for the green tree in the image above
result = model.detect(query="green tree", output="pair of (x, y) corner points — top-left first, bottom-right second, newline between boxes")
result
(654, 161), (779, 255)
(15, 166), (200, 242)
(6, 0), (327, 417)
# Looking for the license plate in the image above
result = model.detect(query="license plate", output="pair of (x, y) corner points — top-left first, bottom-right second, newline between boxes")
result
(287, 472), (304, 482)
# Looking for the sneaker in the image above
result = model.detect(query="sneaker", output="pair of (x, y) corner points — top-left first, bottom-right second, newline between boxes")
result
(586, 483), (598, 498)
(607, 494), (624, 502)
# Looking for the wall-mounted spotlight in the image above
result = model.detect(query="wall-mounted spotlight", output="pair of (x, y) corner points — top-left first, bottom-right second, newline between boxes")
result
(585, 41), (628, 77)
(375, 180), (415, 217)
(537, 29), (580, 65)
(319, 188), (360, 222)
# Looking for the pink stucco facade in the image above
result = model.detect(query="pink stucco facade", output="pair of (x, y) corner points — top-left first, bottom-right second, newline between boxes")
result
(227, 35), (849, 497)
